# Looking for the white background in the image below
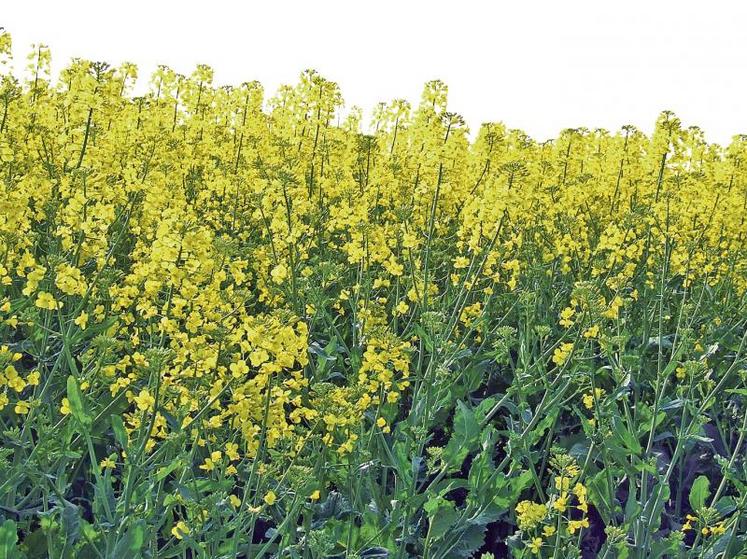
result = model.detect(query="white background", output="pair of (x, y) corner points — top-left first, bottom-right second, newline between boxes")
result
(2, 0), (746, 145)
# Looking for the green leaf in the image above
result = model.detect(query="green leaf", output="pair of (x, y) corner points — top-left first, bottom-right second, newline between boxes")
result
(425, 498), (458, 541)
(447, 521), (487, 558)
(491, 470), (533, 510)
(312, 491), (353, 528)
(427, 478), (469, 498)
(20, 528), (46, 559)
(474, 395), (499, 423)
(642, 482), (670, 540)
(111, 520), (146, 558)
(66, 375), (91, 426)
(0, 520), (18, 559)
(111, 414), (128, 450)
(467, 426), (498, 493)
(689, 475), (710, 512)
(526, 408), (559, 447)
(390, 440), (413, 485)
(413, 325), (434, 353)
(155, 458), (185, 482)
(61, 502), (81, 546)
(713, 496), (736, 516)
(625, 489), (642, 521)
(587, 471), (615, 524)
(442, 400), (480, 471)
(612, 415), (642, 455)
(93, 477), (115, 523)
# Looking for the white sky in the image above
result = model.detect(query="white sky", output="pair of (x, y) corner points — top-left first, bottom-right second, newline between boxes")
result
(3, 0), (746, 145)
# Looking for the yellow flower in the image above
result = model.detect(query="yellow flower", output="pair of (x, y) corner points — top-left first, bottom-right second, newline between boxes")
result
(602, 296), (623, 319)
(528, 537), (543, 554)
(310, 489), (321, 501)
(555, 475), (570, 492)
(199, 450), (222, 472)
(376, 417), (392, 433)
(55, 264), (86, 296)
(515, 501), (548, 530)
(14, 400), (30, 415)
(4, 366), (26, 392)
(270, 264), (288, 284)
(395, 300), (409, 315)
(559, 306), (575, 328)
(568, 517), (589, 534)
(551, 342), (574, 366)
(263, 490), (277, 506)
(35, 292), (61, 311)
(583, 325), (599, 338)
(542, 525), (556, 537)
(454, 256), (470, 269)
(133, 389), (155, 412)
(74, 312), (89, 330)
(553, 495), (567, 513)
(582, 393), (594, 409)
(229, 494), (241, 508)
(171, 520), (190, 540)
(582, 388), (605, 410)
(60, 397), (71, 415)
(100, 456), (116, 469)
(27, 370), (40, 386)
(225, 442), (240, 461)
(229, 359), (249, 378)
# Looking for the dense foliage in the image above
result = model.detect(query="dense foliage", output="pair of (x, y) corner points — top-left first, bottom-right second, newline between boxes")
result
(0, 32), (746, 558)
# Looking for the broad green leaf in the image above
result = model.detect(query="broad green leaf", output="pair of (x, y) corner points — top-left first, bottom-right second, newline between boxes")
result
(447, 521), (487, 558)
(713, 496), (737, 516)
(467, 426), (497, 493)
(111, 520), (146, 558)
(492, 470), (533, 510)
(442, 400), (479, 471)
(425, 498), (458, 541)
(689, 475), (710, 512)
